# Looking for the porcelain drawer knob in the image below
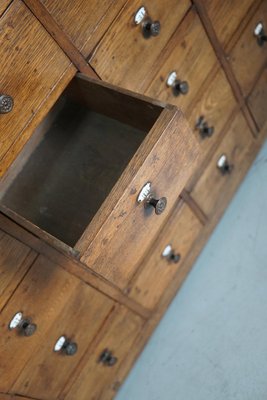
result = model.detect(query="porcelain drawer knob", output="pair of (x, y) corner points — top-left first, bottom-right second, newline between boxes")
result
(162, 245), (181, 263)
(9, 312), (37, 336)
(196, 116), (214, 139)
(99, 349), (118, 366)
(254, 22), (267, 47)
(137, 182), (167, 215)
(217, 154), (233, 175)
(142, 19), (161, 38)
(54, 336), (78, 356)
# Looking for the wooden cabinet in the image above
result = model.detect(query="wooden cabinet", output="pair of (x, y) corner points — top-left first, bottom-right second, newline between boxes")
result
(1, 75), (200, 290)
(89, 0), (190, 92)
(0, 0), (75, 178)
(248, 67), (267, 130)
(229, 0), (267, 97)
(0, 231), (36, 310)
(0, 1), (266, 400)
(39, 0), (127, 57)
(0, 255), (114, 398)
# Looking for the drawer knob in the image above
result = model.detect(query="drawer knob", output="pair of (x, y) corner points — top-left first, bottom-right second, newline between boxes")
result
(254, 22), (267, 47)
(54, 335), (78, 356)
(196, 116), (214, 139)
(0, 94), (14, 114)
(217, 154), (233, 175)
(166, 72), (189, 96)
(8, 312), (37, 337)
(99, 348), (118, 367)
(142, 18), (161, 38)
(137, 182), (167, 215)
(162, 244), (181, 263)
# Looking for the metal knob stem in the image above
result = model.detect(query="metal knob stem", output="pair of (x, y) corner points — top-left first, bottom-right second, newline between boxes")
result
(99, 349), (118, 367)
(0, 94), (14, 114)
(196, 116), (214, 139)
(54, 335), (78, 356)
(172, 80), (189, 96)
(147, 195), (167, 215)
(142, 18), (161, 38)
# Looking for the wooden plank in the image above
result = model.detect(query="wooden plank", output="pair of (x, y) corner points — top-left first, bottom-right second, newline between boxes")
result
(12, 271), (114, 399)
(0, 232), (37, 310)
(23, 0), (99, 76)
(0, 1), (12, 16)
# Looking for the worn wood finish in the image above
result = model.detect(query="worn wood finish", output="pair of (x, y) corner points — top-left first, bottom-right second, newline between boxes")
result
(0, 231), (37, 310)
(72, 73), (164, 131)
(63, 305), (144, 400)
(11, 272), (114, 399)
(127, 200), (203, 310)
(192, 0), (258, 137)
(77, 108), (200, 289)
(23, 0), (99, 76)
(0, 213), (151, 319)
(0, 255), (111, 393)
(191, 112), (254, 218)
(0, 395), (35, 400)
(0, 1), (11, 16)
(187, 67), (238, 159)
(89, 0), (191, 92)
(198, 0), (256, 49)
(247, 67), (267, 131)
(0, 0), (74, 178)
(145, 8), (218, 112)
(39, 0), (127, 58)
(229, 0), (267, 97)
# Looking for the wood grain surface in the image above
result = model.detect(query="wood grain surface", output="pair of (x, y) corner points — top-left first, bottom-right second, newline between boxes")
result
(90, 0), (190, 92)
(247, 67), (267, 130)
(0, 0), (74, 178)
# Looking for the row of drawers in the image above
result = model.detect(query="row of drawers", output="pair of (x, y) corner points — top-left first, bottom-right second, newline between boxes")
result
(0, 237), (143, 400)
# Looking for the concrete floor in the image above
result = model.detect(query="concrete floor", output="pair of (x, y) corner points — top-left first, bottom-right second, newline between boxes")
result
(115, 139), (267, 400)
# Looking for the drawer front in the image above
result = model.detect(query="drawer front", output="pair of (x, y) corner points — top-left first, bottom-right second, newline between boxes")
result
(0, 230), (36, 310)
(128, 201), (202, 310)
(191, 112), (254, 218)
(89, 0), (190, 93)
(201, 0), (256, 48)
(78, 108), (200, 289)
(0, 255), (113, 398)
(229, 0), (267, 97)
(65, 305), (143, 400)
(187, 67), (237, 159)
(145, 8), (218, 113)
(247, 66), (267, 130)
(0, 0), (72, 177)
(40, 0), (126, 57)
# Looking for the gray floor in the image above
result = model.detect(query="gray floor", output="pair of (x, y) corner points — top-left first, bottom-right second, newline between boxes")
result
(115, 139), (267, 400)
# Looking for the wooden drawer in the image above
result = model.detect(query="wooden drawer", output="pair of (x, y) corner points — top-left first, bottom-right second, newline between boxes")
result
(1, 74), (200, 290)
(0, 1), (11, 16)
(186, 67), (237, 159)
(145, 8), (218, 113)
(200, 0), (256, 49)
(127, 200), (202, 310)
(63, 305), (144, 400)
(89, 0), (190, 93)
(0, 230), (36, 310)
(247, 66), (267, 130)
(0, 255), (114, 399)
(191, 111), (254, 218)
(229, 0), (267, 97)
(0, 0), (74, 178)
(39, 0), (127, 57)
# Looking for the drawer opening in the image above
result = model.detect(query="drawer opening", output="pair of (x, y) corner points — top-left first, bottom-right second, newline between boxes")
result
(0, 74), (164, 251)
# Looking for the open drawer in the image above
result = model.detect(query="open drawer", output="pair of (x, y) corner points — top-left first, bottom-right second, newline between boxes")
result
(0, 73), (200, 289)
